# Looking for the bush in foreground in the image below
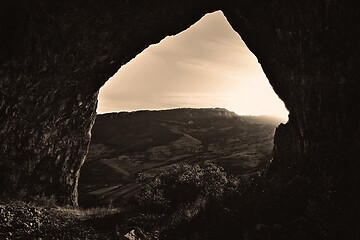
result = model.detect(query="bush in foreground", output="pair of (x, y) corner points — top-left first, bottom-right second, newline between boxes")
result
(126, 162), (240, 238)
(124, 162), (337, 240)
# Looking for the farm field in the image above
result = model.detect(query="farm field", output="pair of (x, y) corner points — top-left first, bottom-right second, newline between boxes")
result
(78, 108), (283, 207)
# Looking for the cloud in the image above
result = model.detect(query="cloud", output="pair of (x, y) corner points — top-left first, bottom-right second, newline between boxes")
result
(97, 11), (288, 120)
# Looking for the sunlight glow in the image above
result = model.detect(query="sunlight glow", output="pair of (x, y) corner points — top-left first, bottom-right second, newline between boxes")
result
(97, 11), (289, 121)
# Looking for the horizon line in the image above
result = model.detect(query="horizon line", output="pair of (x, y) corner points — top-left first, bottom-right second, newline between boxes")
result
(97, 107), (288, 121)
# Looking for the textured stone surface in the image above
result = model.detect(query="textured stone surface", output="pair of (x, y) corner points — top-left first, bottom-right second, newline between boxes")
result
(0, 0), (359, 213)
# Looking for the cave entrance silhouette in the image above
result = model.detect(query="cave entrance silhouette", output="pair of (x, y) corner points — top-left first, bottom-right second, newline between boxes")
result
(97, 11), (288, 120)
(78, 10), (288, 208)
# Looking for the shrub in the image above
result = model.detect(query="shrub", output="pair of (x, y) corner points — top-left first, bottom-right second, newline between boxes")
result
(129, 162), (239, 233)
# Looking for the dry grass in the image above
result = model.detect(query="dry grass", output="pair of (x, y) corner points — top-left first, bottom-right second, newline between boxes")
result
(0, 202), (123, 239)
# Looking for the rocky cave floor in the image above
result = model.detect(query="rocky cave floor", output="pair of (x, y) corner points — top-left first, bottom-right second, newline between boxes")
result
(0, 202), (122, 240)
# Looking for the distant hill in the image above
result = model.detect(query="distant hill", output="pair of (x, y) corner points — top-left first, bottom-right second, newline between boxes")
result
(78, 108), (283, 207)
(243, 114), (287, 125)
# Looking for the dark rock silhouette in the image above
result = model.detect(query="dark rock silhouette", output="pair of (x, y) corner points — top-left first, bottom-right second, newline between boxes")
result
(0, 2), (359, 237)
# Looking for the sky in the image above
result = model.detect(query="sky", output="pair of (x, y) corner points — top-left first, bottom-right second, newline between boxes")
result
(97, 11), (289, 121)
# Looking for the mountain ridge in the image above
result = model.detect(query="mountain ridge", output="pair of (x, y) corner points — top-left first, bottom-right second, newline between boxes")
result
(96, 107), (286, 124)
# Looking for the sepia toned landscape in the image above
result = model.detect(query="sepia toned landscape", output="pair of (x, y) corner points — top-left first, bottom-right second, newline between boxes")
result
(1, 0), (359, 239)
(79, 108), (282, 207)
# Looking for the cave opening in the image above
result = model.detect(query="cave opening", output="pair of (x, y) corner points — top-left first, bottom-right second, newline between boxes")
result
(78, 10), (288, 208)
(1, 1), (358, 238)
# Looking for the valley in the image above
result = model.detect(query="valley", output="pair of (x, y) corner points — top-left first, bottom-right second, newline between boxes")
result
(78, 108), (284, 207)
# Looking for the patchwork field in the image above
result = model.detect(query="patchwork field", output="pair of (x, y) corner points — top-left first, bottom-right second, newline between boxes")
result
(78, 108), (285, 207)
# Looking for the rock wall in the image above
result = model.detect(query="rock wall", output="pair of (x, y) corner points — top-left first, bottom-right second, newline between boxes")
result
(0, 0), (359, 213)
(0, 0), (221, 206)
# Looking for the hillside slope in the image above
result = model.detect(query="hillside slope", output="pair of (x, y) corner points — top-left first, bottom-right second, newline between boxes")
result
(78, 108), (282, 207)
